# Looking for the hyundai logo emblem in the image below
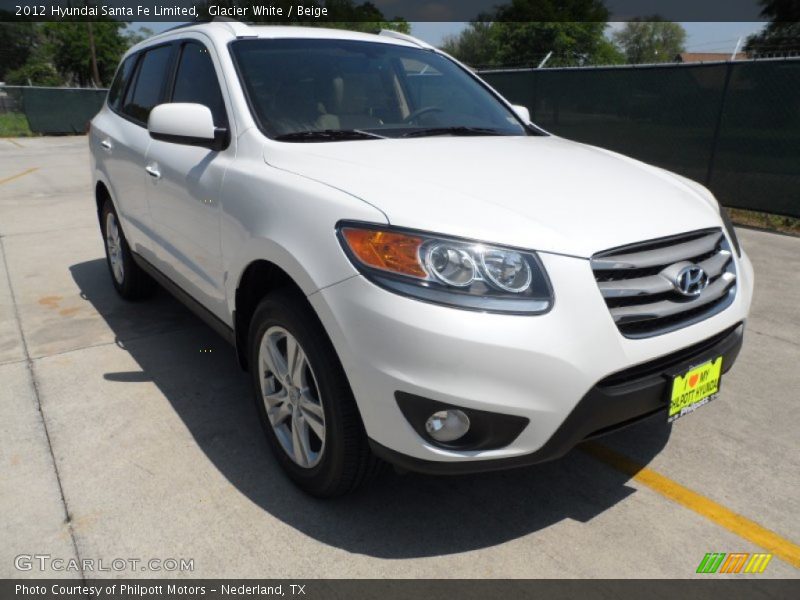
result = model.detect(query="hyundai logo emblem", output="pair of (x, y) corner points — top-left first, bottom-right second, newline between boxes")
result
(675, 265), (709, 297)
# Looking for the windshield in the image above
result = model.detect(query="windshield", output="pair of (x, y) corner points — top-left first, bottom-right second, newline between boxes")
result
(230, 38), (529, 140)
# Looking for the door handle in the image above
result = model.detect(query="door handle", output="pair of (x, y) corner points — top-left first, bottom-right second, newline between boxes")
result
(100, 138), (112, 151)
(145, 164), (161, 179)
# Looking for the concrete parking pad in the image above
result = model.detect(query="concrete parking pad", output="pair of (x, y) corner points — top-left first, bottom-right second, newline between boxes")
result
(0, 192), (96, 238)
(737, 228), (800, 344)
(0, 244), (25, 365)
(0, 138), (91, 200)
(0, 136), (797, 579)
(2, 229), (197, 360)
(0, 362), (79, 579)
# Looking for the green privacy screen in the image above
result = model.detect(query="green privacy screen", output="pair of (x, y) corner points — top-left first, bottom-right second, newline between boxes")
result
(481, 59), (800, 218)
(16, 87), (107, 135)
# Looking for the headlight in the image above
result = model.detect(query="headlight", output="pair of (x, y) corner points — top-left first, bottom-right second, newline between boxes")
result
(480, 248), (533, 292)
(425, 243), (477, 287)
(337, 222), (553, 314)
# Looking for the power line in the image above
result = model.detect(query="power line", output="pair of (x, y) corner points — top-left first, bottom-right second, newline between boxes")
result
(685, 38), (742, 50)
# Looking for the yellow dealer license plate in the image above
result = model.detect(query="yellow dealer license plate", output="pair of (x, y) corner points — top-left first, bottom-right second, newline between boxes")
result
(668, 357), (723, 423)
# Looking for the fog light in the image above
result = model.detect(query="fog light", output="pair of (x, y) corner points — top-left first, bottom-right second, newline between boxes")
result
(425, 410), (470, 443)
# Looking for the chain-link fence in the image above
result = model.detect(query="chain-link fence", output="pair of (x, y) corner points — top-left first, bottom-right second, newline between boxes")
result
(0, 86), (107, 135)
(480, 58), (800, 218)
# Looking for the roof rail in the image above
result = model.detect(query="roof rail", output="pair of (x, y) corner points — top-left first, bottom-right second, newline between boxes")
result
(211, 17), (253, 37)
(160, 22), (201, 34)
(154, 18), (251, 38)
(379, 29), (434, 50)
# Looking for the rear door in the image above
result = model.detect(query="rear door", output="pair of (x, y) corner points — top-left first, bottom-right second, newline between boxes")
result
(95, 44), (175, 253)
(144, 39), (234, 321)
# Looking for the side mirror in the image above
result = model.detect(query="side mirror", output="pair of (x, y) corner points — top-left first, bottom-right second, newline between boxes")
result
(148, 103), (227, 150)
(512, 104), (531, 124)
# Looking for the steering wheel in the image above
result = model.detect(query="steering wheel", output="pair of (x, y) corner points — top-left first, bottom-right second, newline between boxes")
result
(402, 106), (443, 124)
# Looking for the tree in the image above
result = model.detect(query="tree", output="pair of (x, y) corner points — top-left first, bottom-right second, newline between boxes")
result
(5, 21), (139, 88)
(490, 21), (623, 67)
(437, 0), (622, 68)
(0, 21), (65, 86)
(0, 22), (41, 81)
(5, 59), (62, 87)
(440, 22), (497, 66)
(41, 22), (130, 87)
(123, 27), (155, 48)
(613, 19), (687, 64)
(745, 0), (800, 57)
(594, 36), (627, 66)
(445, 22), (627, 68)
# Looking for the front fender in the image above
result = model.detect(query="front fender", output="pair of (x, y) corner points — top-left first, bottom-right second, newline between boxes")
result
(220, 155), (388, 313)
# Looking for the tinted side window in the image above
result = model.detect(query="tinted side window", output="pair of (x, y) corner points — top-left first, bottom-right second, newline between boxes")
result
(122, 45), (173, 124)
(107, 54), (137, 111)
(171, 42), (227, 127)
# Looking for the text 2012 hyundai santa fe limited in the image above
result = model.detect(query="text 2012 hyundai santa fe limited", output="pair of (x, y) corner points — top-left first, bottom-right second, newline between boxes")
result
(90, 22), (754, 497)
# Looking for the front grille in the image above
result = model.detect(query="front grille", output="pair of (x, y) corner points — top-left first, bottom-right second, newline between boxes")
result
(591, 228), (737, 338)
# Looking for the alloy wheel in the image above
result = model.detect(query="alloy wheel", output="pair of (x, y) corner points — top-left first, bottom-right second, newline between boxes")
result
(105, 212), (124, 284)
(258, 326), (326, 468)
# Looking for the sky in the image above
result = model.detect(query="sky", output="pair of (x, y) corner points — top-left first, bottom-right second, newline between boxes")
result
(142, 21), (766, 53)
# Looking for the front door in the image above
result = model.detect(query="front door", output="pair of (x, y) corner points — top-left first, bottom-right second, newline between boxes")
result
(145, 40), (234, 322)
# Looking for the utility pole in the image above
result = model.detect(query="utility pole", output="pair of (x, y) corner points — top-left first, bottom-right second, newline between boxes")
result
(86, 1), (101, 87)
(731, 37), (743, 61)
(87, 22), (101, 87)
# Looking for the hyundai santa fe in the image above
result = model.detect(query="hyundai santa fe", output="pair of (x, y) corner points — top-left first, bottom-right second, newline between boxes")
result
(89, 22), (754, 497)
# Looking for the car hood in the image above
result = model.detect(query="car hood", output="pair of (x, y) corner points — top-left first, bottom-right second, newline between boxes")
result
(264, 135), (721, 258)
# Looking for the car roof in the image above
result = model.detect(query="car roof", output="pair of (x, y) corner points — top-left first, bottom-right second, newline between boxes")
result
(128, 21), (429, 56)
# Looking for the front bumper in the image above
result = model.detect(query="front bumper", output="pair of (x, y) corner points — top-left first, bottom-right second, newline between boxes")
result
(371, 322), (743, 474)
(309, 250), (754, 473)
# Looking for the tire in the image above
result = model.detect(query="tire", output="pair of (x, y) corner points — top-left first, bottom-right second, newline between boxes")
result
(248, 289), (382, 497)
(100, 199), (155, 300)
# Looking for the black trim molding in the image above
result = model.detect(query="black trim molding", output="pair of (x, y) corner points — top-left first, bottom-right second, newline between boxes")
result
(131, 251), (236, 347)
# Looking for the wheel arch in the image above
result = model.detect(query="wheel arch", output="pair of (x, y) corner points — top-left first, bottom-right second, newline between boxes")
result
(95, 180), (113, 221)
(234, 259), (310, 371)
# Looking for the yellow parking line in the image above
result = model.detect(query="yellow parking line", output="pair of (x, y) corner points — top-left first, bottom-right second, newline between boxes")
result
(5, 139), (24, 148)
(0, 167), (38, 186)
(582, 442), (800, 569)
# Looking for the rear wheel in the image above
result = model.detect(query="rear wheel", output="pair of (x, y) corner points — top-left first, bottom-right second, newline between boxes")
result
(100, 200), (154, 300)
(248, 290), (382, 497)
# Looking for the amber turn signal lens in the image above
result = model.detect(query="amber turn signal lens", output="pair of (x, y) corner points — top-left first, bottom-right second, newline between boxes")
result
(341, 228), (427, 278)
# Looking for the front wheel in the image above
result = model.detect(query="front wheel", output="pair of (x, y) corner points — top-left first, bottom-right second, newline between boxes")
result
(248, 290), (381, 497)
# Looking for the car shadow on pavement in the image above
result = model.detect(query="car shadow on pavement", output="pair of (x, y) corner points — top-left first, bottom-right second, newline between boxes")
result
(71, 258), (672, 559)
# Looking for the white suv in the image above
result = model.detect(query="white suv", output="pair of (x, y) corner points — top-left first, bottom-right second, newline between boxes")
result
(90, 22), (754, 496)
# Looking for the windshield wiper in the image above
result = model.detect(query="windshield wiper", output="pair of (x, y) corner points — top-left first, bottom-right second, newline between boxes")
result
(274, 129), (386, 142)
(400, 126), (507, 138)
